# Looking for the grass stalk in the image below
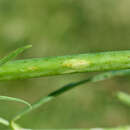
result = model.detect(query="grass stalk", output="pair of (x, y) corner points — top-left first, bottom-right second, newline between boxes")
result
(0, 50), (130, 80)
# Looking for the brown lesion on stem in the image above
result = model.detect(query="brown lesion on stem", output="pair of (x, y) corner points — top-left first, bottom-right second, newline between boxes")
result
(62, 59), (90, 69)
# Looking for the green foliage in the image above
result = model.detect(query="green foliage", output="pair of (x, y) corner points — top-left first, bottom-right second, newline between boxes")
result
(0, 0), (130, 129)
(0, 45), (32, 129)
(0, 46), (130, 129)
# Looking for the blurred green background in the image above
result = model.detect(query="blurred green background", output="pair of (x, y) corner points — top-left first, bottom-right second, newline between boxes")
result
(0, 0), (130, 129)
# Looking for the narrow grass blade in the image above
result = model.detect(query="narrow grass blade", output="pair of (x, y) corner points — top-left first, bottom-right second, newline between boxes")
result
(117, 92), (130, 107)
(0, 117), (9, 126)
(0, 96), (31, 108)
(0, 45), (32, 66)
(12, 69), (130, 121)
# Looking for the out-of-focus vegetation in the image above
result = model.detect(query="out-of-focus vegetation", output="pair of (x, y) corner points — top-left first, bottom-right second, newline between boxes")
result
(0, 0), (130, 129)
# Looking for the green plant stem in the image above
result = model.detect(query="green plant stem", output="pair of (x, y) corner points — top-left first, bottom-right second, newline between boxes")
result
(12, 69), (130, 122)
(0, 50), (130, 80)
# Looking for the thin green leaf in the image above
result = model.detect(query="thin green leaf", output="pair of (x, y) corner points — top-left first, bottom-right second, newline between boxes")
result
(0, 96), (31, 108)
(117, 92), (130, 107)
(12, 69), (130, 121)
(0, 45), (32, 66)
(0, 117), (9, 126)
